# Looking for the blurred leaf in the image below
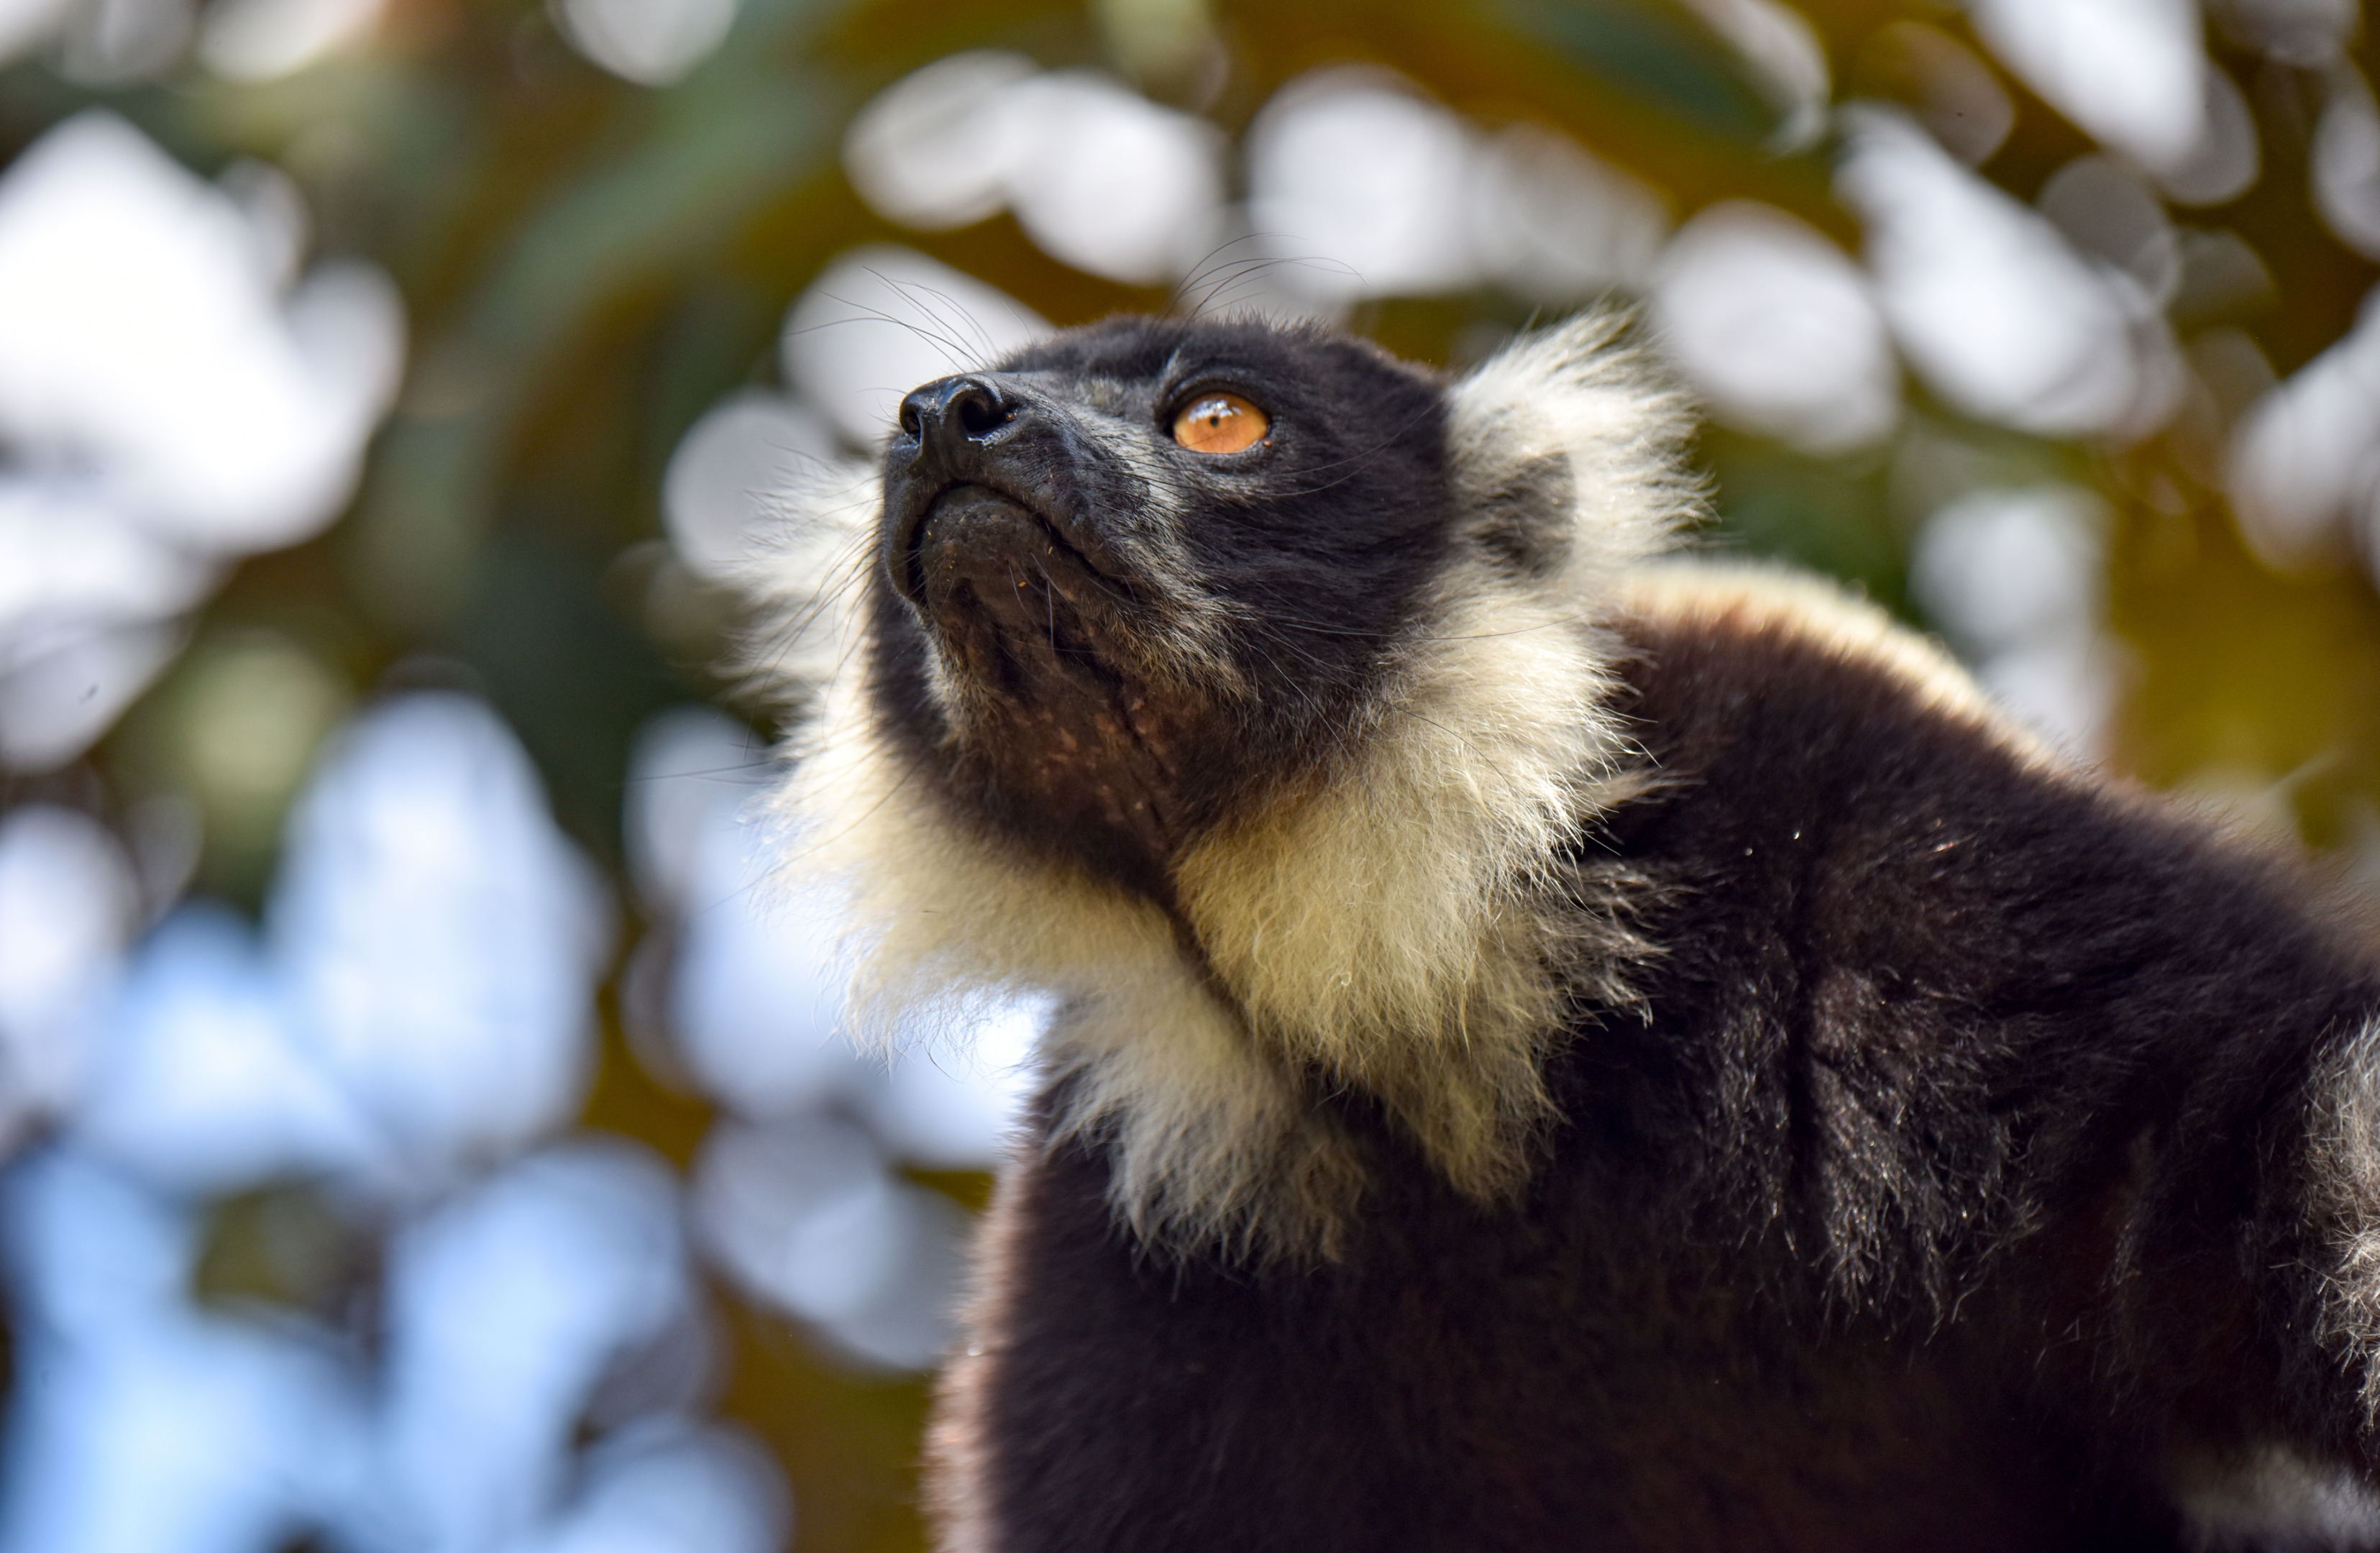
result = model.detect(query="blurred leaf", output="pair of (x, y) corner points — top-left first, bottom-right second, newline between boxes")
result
(1503, 0), (1785, 147)
(193, 1181), (372, 1323)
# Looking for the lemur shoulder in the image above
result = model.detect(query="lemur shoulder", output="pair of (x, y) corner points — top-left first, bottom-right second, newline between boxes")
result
(748, 312), (2380, 1552)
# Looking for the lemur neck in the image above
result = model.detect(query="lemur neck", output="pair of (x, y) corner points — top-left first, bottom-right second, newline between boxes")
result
(1163, 584), (1645, 1205)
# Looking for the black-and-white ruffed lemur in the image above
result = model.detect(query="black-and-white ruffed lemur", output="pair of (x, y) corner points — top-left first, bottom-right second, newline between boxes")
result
(746, 312), (2380, 1552)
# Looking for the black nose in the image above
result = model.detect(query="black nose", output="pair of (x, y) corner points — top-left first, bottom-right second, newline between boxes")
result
(900, 375), (1017, 461)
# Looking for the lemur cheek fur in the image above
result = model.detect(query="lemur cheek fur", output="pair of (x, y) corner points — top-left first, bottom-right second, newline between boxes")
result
(743, 312), (2380, 1553)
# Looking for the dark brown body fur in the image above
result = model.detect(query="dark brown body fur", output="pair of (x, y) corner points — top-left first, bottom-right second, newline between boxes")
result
(928, 590), (2380, 1552)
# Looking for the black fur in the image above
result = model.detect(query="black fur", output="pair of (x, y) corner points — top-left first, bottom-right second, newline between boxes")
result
(840, 316), (2380, 1550)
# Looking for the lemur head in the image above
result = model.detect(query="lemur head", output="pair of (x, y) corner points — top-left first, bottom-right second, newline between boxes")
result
(872, 317), (1506, 903)
(754, 311), (1695, 1257)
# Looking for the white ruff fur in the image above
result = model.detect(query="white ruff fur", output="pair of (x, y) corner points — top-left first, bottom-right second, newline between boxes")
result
(750, 314), (1695, 1257)
(2310, 1016), (2380, 1425)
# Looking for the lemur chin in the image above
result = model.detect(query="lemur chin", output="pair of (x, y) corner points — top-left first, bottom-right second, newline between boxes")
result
(746, 312), (2380, 1553)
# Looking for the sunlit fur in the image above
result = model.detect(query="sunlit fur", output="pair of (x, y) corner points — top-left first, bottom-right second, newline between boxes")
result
(2310, 1016), (2380, 1430)
(1618, 559), (2061, 771)
(2175, 1442), (2380, 1551)
(743, 314), (1694, 1258)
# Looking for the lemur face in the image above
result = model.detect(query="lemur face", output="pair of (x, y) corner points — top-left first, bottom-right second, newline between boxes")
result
(867, 316), (1455, 901)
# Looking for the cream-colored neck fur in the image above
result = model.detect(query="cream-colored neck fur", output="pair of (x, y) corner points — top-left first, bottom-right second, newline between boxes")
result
(753, 314), (1696, 1260)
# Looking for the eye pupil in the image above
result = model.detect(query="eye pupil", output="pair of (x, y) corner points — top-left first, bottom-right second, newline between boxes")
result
(1172, 393), (1268, 454)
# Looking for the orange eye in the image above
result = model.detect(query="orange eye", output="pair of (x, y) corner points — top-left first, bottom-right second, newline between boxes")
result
(1171, 393), (1269, 454)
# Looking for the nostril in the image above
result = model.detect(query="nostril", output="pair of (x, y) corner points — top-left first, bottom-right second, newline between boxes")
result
(898, 402), (922, 436)
(956, 389), (1010, 437)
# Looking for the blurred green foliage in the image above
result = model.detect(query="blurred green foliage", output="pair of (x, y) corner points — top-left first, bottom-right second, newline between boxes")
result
(7, 1), (2380, 1548)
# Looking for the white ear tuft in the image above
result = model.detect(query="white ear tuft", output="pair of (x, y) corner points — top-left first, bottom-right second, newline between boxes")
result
(1447, 311), (1703, 590)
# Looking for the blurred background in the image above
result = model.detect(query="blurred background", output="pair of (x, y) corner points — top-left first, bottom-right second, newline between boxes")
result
(1, 0), (2377, 1548)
